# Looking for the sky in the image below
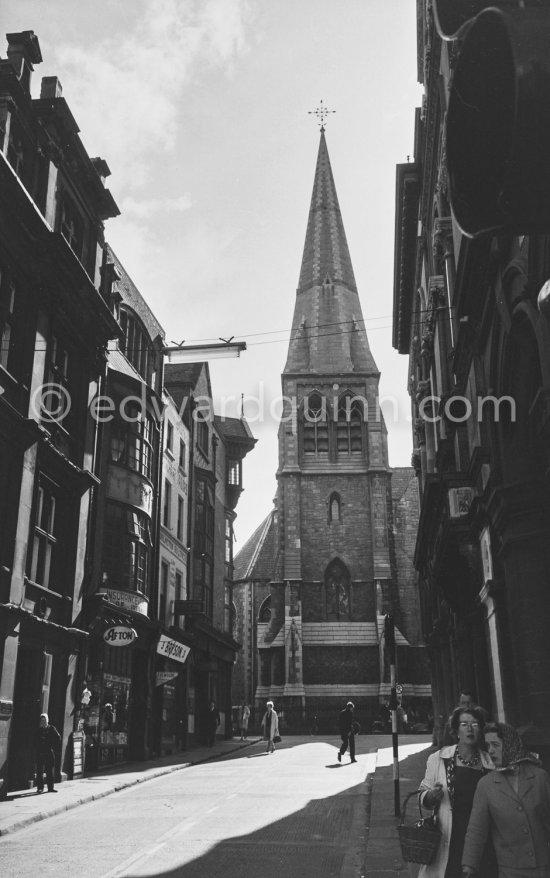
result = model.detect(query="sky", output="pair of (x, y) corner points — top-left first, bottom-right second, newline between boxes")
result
(3, 0), (423, 551)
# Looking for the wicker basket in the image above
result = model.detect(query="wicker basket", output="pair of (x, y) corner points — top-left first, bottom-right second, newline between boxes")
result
(397, 790), (441, 865)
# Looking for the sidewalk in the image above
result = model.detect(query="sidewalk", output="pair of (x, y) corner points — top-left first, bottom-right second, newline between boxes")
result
(363, 737), (435, 877)
(0, 736), (262, 837)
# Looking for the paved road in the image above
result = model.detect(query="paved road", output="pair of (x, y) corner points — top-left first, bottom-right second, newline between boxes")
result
(1, 735), (377, 878)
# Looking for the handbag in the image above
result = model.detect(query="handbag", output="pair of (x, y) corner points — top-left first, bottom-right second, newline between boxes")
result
(273, 734), (281, 743)
(397, 789), (441, 865)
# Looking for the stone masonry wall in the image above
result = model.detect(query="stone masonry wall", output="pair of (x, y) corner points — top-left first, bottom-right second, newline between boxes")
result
(299, 473), (374, 582)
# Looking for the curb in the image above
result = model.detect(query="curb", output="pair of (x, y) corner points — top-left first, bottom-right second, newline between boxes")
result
(0, 738), (260, 838)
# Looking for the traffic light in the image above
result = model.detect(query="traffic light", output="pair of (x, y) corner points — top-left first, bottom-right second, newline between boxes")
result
(434, 2), (550, 237)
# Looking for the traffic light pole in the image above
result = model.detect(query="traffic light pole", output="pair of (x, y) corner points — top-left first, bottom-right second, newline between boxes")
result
(385, 614), (400, 817)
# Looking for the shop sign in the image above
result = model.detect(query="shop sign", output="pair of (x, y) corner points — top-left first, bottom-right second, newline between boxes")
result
(448, 486), (474, 518)
(103, 626), (137, 646)
(99, 588), (148, 616)
(156, 671), (179, 686)
(156, 634), (190, 664)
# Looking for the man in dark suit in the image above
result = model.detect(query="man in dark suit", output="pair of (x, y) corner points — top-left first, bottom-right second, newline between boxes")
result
(337, 701), (357, 763)
(36, 712), (61, 793)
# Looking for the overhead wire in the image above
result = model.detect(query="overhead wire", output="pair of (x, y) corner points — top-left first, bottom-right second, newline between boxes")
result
(3, 306), (452, 354)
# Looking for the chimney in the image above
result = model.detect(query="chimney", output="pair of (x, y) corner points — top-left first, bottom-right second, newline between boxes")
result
(6, 31), (42, 94)
(40, 76), (63, 99)
(91, 157), (111, 184)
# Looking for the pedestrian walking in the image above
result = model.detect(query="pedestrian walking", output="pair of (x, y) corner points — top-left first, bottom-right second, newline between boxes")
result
(416, 705), (496, 878)
(261, 700), (279, 753)
(35, 712), (61, 794)
(441, 689), (489, 746)
(463, 722), (550, 878)
(240, 703), (250, 741)
(206, 700), (220, 747)
(337, 701), (357, 764)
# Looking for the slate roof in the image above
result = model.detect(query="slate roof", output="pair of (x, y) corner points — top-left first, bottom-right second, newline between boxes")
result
(233, 508), (280, 582)
(391, 467), (417, 502)
(214, 415), (256, 446)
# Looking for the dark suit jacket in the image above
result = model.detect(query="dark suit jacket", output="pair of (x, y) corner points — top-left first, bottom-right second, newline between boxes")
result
(463, 762), (550, 874)
(338, 708), (354, 736)
(36, 724), (61, 757)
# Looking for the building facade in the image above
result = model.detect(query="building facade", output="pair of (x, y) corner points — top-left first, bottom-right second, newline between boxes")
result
(0, 32), (120, 792)
(154, 390), (191, 755)
(82, 246), (165, 769)
(393, 1), (550, 761)
(0, 29), (256, 792)
(234, 130), (429, 733)
(164, 364), (256, 743)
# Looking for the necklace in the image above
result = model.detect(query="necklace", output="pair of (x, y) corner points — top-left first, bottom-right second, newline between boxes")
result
(456, 749), (481, 767)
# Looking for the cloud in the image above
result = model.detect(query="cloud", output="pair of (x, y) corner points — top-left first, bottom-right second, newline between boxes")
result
(121, 194), (193, 219)
(55, 0), (254, 188)
(106, 209), (245, 328)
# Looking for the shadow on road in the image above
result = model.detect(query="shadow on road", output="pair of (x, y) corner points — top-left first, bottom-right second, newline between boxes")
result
(119, 778), (368, 878)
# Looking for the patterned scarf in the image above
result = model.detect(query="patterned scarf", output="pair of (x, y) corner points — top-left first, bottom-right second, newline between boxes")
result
(492, 723), (540, 771)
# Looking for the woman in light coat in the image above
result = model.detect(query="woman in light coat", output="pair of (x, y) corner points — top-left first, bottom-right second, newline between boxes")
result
(463, 723), (550, 878)
(416, 705), (495, 878)
(261, 700), (279, 753)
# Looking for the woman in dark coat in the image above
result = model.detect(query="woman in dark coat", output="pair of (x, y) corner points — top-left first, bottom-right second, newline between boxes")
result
(463, 723), (550, 878)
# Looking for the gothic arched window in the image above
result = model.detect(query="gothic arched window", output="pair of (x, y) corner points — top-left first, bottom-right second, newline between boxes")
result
(324, 558), (351, 621)
(336, 395), (363, 454)
(328, 492), (341, 523)
(303, 392), (329, 455)
(258, 595), (271, 623)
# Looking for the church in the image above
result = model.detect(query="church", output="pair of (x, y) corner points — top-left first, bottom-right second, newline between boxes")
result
(233, 126), (430, 734)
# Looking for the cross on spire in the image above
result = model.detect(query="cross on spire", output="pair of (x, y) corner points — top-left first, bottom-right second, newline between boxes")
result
(308, 99), (335, 131)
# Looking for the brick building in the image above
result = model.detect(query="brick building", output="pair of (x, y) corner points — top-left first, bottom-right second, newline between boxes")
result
(234, 129), (429, 733)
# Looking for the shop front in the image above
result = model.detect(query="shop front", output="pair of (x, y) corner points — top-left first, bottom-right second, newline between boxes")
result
(154, 632), (191, 755)
(187, 619), (239, 744)
(81, 594), (158, 770)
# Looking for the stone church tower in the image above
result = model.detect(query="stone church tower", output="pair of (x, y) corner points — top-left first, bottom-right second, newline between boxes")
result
(233, 130), (430, 732)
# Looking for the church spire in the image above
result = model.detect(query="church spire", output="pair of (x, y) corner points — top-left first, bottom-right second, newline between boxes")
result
(297, 129), (357, 295)
(285, 129), (378, 375)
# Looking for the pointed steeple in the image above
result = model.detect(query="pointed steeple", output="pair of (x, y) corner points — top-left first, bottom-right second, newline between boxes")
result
(298, 129), (357, 294)
(285, 130), (378, 375)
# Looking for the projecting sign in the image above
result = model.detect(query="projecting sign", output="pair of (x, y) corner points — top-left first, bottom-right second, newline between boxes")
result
(99, 588), (148, 615)
(156, 634), (190, 664)
(103, 626), (137, 646)
(156, 671), (179, 686)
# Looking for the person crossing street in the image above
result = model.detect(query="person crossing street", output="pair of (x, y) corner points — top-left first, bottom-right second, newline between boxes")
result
(337, 701), (357, 764)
